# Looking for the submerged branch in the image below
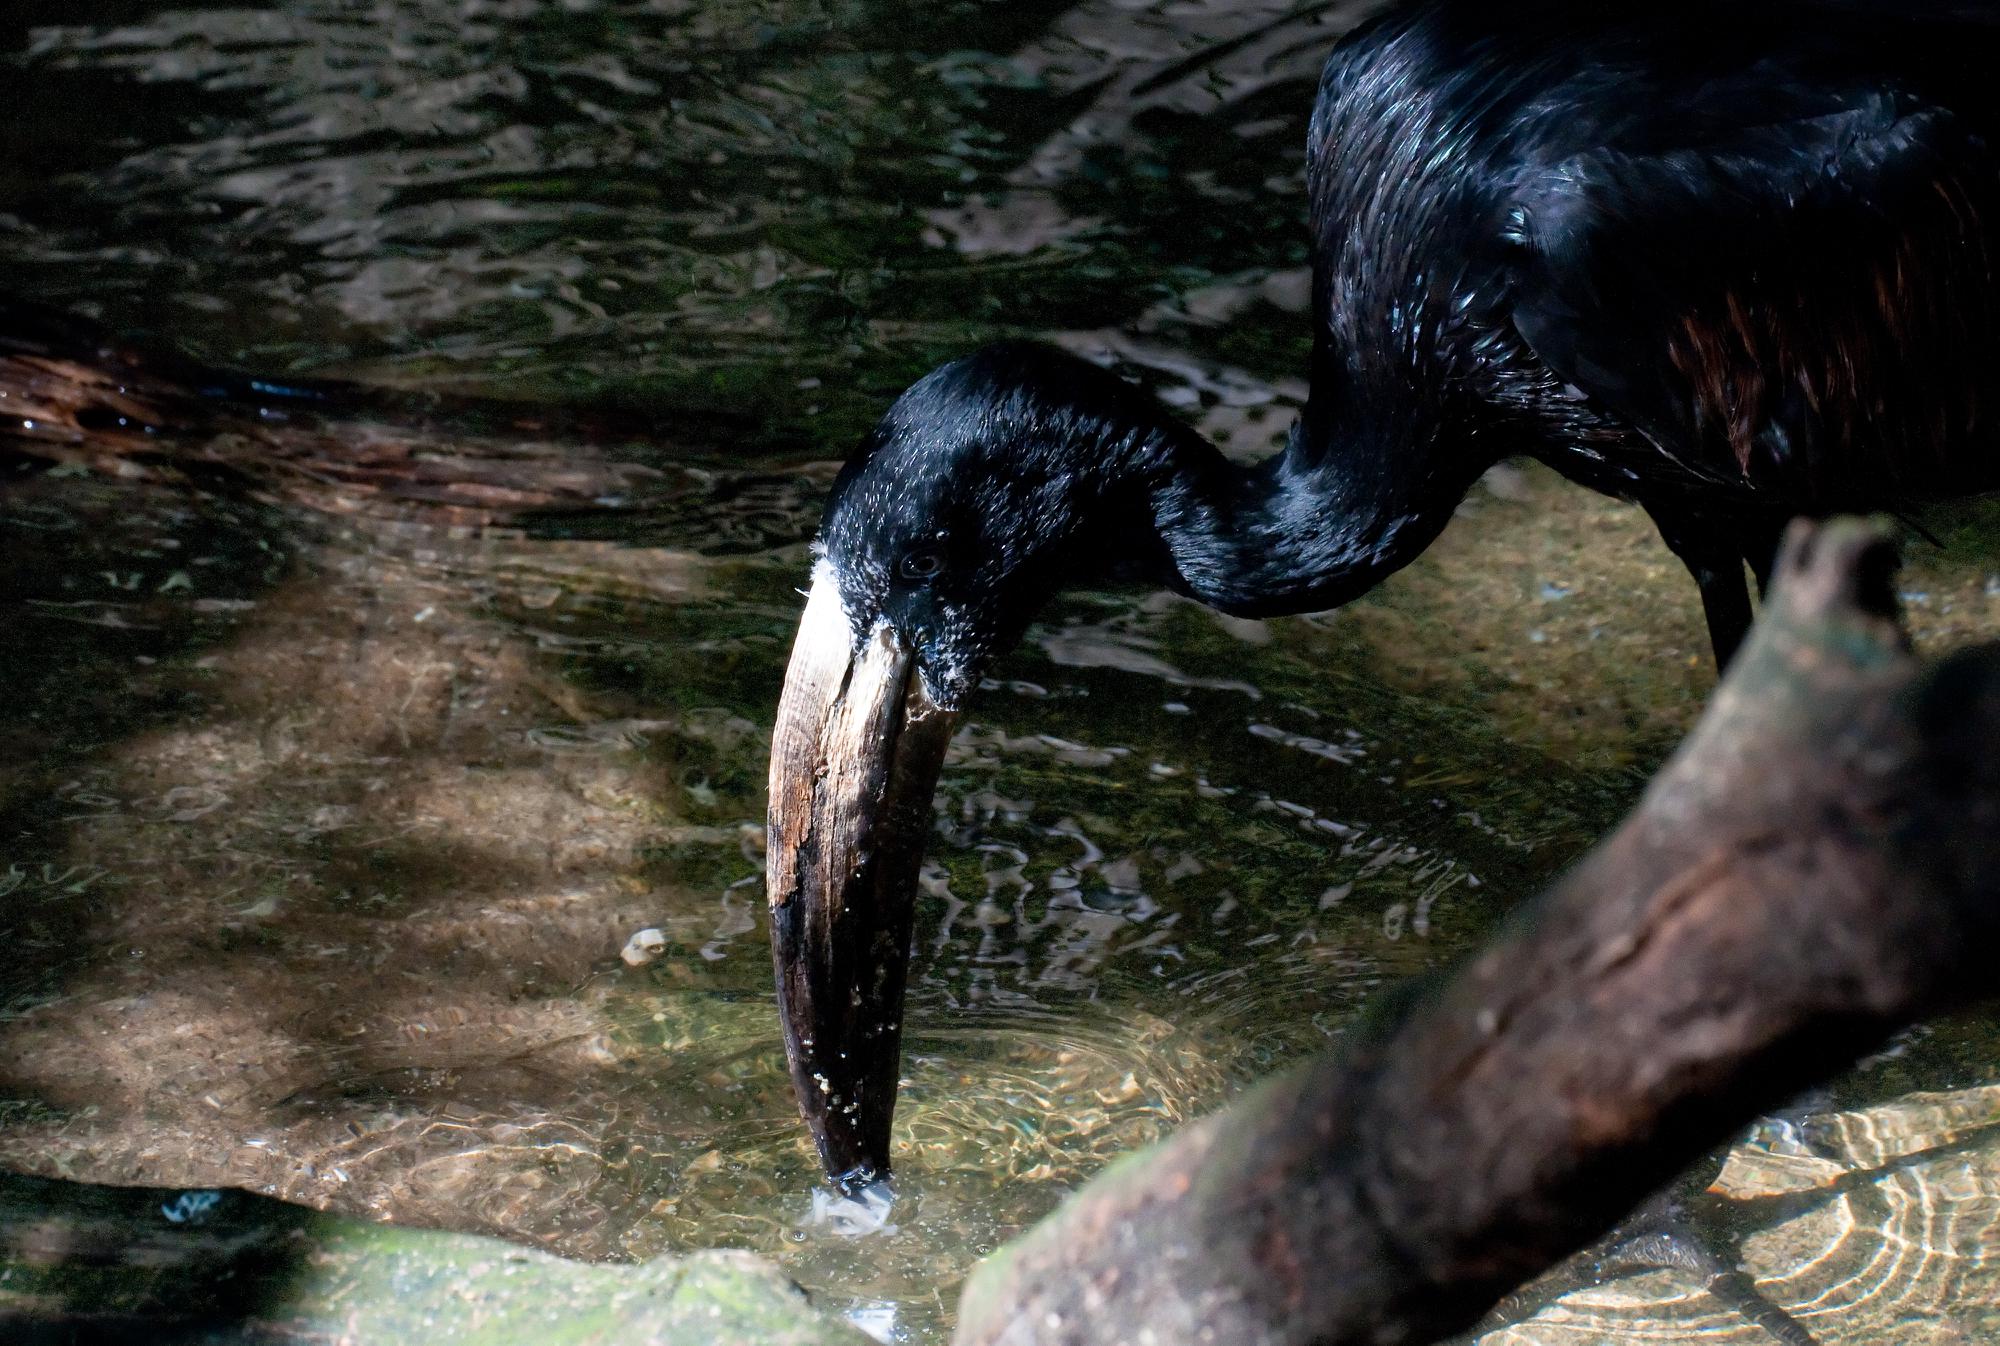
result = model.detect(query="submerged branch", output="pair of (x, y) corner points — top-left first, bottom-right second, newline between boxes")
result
(954, 518), (2000, 1346)
(0, 298), (817, 544)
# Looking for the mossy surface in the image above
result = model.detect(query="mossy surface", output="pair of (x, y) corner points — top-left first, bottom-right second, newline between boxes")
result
(0, 1171), (868, 1345)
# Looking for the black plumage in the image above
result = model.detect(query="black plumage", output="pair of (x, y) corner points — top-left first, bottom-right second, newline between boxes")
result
(822, 0), (2000, 688)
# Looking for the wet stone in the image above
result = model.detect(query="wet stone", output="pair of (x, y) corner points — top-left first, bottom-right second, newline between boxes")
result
(0, 1170), (871, 1344)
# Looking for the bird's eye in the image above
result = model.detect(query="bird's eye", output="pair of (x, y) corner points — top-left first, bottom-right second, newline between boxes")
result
(898, 548), (945, 582)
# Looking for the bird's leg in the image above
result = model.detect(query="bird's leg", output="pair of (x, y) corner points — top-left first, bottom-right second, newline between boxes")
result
(1644, 504), (1754, 668)
(1600, 1184), (1822, 1346)
(1478, 1168), (1822, 1345)
(1743, 518), (1790, 599)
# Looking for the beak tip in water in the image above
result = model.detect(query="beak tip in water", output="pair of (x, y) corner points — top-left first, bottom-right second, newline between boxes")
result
(830, 1162), (882, 1196)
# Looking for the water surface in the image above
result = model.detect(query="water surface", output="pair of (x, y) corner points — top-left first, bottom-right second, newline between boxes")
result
(4, 3), (2000, 1342)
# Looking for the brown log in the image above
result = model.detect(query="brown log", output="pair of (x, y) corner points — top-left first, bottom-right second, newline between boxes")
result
(953, 518), (2000, 1346)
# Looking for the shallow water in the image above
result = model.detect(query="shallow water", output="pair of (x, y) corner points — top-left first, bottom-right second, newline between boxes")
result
(4, 3), (2000, 1343)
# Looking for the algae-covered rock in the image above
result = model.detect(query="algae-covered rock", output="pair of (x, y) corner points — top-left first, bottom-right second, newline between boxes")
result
(0, 1170), (870, 1345)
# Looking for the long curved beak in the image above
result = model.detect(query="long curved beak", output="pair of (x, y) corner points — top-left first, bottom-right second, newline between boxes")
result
(767, 566), (959, 1189)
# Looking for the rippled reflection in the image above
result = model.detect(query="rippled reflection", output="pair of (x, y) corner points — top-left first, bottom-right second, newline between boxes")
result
(1487, 1078), (2000, 1345)
(6, 0), (1356, 450)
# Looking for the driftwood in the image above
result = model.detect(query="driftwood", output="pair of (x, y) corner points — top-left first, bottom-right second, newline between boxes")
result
(953, 518), (2000, 1346)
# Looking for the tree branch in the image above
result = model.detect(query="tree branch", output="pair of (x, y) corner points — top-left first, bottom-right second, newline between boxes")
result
(953, 518), (2000, 1346)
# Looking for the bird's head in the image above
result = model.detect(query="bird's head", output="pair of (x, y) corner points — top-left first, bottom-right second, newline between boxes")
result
(819, 341), (1171, 706)
(765, 342), (1179, 1187)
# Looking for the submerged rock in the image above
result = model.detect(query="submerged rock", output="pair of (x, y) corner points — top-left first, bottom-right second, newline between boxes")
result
(0, 1170), (870, 1345)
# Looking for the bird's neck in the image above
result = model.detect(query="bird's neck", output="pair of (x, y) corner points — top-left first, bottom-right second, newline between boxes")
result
(1134, 380), (1484, 618)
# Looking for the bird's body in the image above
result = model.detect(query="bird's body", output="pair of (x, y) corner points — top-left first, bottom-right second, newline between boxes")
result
(1287, 0), (2000, 652)
(769, 0), (2000, 1187)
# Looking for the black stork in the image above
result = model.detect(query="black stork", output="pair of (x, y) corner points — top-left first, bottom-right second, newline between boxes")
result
(766, 0), (2000, 1187)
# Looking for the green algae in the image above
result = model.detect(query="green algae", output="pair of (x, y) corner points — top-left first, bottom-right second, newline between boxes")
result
(0, 1171), (868, 1345)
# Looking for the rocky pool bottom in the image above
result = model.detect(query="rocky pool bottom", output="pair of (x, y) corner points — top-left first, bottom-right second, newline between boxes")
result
(3, 456), (1999, 1344)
